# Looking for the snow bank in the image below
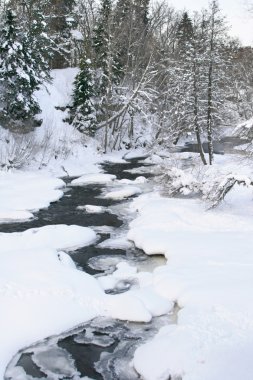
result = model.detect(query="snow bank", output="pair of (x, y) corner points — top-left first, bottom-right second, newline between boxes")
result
(118, 176), (147, 185)
(97, 236), (133, 250)
(123, 150), (150, 160)
(0, 229), (166, 380)
(0, 221), (167, 379)
(0, 224), (97, 252)
(0, 171), (64, 222)
(77, 205), (106, 214)
(71, 173), (116, 186)
(104, 186), (142, 200)
(128, 193), (253, 380)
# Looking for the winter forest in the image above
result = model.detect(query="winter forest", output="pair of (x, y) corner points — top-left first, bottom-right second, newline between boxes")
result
(1, 0), (253, 380)
(1, 0), (253, 158)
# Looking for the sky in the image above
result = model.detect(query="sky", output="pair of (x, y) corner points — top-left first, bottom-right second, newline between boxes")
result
(167, 0), (253, 46)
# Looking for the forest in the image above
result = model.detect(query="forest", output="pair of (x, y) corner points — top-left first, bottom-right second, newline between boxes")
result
(0, 0), (252, 160)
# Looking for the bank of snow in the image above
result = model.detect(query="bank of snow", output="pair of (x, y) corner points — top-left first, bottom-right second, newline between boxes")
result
(0, 219), (171, 380)
(0, 171), (64, 223)
(128, 189), (253, 380)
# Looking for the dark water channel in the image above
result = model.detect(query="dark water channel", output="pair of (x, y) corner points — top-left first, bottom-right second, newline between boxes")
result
(178, 136), (250, 155)
(4, 158), (172, 380)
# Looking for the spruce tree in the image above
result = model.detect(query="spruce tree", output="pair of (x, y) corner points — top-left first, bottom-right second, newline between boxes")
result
(0, 9), (41, 129)
(176, 12), (194, 54)
(26, 1), (54, 82)
(93, 0), (122, 95)
(133, 0), (150, 28)
(70, 58), (96, 135)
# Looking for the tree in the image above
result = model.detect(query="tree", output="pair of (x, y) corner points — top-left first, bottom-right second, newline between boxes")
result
(69, 57), (96, 135)
(165, 12), (207, 164)
(0, 9), (41, 130)
(93, 0), (122, 94)
(24, 0), (54, 82)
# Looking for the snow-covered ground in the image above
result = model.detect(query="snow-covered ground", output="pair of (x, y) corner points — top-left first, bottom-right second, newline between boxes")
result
(0, 150), (169, 379)
(128, 184), (253, 380)
(1, 67), (253, 380)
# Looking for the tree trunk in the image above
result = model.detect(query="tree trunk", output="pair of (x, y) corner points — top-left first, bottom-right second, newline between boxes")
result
(193, 59), (207, 165)
(207, 62), (214, 165)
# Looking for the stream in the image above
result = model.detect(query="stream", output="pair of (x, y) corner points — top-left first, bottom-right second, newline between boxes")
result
(3, 158), (174, 380)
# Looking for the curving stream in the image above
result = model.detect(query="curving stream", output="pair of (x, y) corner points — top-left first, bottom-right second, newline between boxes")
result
(3, 158), (173, 380)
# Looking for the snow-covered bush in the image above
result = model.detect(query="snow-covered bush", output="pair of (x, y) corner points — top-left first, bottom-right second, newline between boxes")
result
(0, 132), (37, 170)
(233, 119), (253, 141)
(160, 167), (200, 196)
(204, 173), (253, 208)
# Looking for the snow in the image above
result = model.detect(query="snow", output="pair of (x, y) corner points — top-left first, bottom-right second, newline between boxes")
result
(0, 224), (97, 252)
(2, 65), (253, 380)
(71, 173), (116, 186)
(33, 68), (104, 177)
(0, 222), (168, 379)
(0, 192), (167, 379)
(77, 204), (106, 213)
(71, 29), (84, 41)
(128, 191), (253, 380)
(0, 171), (64, 222)
(123, 150), (150, 160)
(97, 236), (133, 250)
(0, 67), (175, 379)
(117, 176), (147, 185)
(104, 186), (142, 200)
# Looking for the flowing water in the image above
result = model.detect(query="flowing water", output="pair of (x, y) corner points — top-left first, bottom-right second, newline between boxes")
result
(3, 158), (173, 380)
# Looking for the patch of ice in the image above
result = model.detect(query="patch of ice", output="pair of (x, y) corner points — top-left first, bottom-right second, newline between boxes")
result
(74, 327), (115, 347)
(33, 347), (78, 378)
(97, 237), (133, 250)
(88, 255), (127, 273)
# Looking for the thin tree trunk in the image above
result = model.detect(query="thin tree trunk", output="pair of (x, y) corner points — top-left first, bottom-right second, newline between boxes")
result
(206, 2), (216, 165)
(207, 61), (214, 165)
(193, 59), (207, 165)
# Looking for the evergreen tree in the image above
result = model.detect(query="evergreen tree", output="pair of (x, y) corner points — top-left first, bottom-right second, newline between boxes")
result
(38, 0), (76, 68)
(0, 9), (41, 129)
(176, 12), (194, 54)
(26, 1), (54, 82)
(69, 58), (96, 135)
(133, 0), (150, 28)
(113, 0), (133, 71)
(8, 0), (74, 69)
(93, 0), (122, 95)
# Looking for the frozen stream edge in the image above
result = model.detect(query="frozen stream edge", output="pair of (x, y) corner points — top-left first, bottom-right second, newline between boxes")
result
(3, 157), (177, 380)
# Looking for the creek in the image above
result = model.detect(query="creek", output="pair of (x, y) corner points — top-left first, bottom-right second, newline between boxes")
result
(4, 158), (173, 380)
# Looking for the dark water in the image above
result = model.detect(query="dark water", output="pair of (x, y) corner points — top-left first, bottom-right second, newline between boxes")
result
(0, 184), (122, 233)
(178, 136), (249, 155)
(4, 158), (171, 380)
(6, 315), (174, 380)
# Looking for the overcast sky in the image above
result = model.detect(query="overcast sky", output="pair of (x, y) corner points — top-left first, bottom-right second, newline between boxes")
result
(166, 0), (253, 46)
